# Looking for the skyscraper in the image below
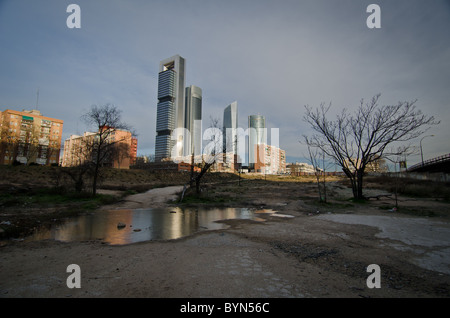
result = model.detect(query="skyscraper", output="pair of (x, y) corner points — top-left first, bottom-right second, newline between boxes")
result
(155, 55), (186, 161)
(184, 85), (202, 157)
(223, 101), (238, 155)
(248, 115), (266, 170)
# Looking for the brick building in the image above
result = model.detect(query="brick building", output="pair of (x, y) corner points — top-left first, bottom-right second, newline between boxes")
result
(253, 143), (286, 175)
(0, 109), (63, 165)
(62, 128), (137, 169)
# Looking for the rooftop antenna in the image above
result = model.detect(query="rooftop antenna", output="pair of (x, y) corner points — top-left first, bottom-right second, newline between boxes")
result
(35, 87), (40, 110)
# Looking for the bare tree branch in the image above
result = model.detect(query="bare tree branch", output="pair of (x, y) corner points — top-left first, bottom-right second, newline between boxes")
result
(303, 94), (439, 199)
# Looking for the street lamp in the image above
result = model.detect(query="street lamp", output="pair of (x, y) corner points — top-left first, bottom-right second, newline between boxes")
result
(420, 135), (434, 166)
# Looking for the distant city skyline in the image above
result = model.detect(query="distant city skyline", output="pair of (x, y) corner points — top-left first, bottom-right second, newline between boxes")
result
(1, 0), (449, 166)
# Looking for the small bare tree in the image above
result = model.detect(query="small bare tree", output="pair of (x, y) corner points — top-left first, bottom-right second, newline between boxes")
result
(193, 117), (222, 194)
(60, 138), (93, 192)
(0, 120), (20, 164)
(303, 94), (439, 200)
(19, 121), (40, 165)
(303, 136), (332, 203)
(384, 146), (417, 209)
(180, 117), (222, 201)
(111, 140), (131, 169)
(81, 104), (131, 195)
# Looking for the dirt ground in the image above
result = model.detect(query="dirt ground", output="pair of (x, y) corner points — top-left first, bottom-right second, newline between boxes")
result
(0, 175), (449, 299)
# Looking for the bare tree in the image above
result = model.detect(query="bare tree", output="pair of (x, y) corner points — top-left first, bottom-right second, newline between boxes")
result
(303, 136), (332, 203)
(111, 140), (131, 169)
(63, 163), (92, 193)
(193, 117), (222, 194)
(384, 146), (417, 209)
(81, 104), (131, 195)
(0, 120), (20, 164)
(180, 117), (222, 201)
(60, 140), (93, 193)
(303, 94), (439, 200)
(19, 120), (40, 165)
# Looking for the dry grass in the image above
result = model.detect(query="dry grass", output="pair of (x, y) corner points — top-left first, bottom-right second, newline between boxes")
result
(0, 165), (238, 193)
(364, 175), (450, 200)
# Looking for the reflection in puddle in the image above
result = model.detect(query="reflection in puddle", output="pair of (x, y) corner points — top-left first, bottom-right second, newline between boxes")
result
(26, 207), (282, 245)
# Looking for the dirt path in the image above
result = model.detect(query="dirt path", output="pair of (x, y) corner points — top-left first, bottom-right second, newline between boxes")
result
(100, 185), (184, 210)
(1, 184), (449, 298)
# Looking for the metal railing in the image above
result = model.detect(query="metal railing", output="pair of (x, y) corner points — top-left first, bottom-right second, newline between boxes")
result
(407, 153), (450, 171)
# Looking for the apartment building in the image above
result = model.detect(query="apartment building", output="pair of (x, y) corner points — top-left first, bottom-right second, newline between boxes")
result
(253, 143), (286, 175)
(62, 128), (137, 169)
(286, 162), (316, 175)
(343, 157), (388, 173)
(0, 109), (63, 165)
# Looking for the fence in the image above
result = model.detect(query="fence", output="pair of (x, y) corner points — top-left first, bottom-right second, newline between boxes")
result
(407, 153), (450, 172)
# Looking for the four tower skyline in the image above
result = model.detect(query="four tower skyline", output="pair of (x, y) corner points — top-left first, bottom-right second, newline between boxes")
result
(154, 54), (269, 166)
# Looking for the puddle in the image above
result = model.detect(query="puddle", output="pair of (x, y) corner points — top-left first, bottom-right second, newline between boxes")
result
(23, 207), (283, 245)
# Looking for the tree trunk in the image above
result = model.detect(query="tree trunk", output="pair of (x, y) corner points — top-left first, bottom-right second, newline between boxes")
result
(75, 176), (84, 193)
(315, 173), (323, 202)
(196, 179), (200, 194)
(92, 165), (98, 196)
(356, 169), (364, 200)
(92, 148), (101, 196)
(351, 179), (357, 199)
(194, 162), (212, 195)
(343, 168), (358, 200)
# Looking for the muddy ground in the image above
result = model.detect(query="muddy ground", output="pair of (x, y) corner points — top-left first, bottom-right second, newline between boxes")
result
(0, 172), (449, 299)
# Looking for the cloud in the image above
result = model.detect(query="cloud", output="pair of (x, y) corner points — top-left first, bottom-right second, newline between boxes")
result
(0, 0), (449, 165)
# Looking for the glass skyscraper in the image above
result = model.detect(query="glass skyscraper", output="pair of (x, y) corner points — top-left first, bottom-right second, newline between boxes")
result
(155, 55), (186, 161)
(185, 85), (202, 157)
(248, 115), (266, 170)
(223, 101), (238, 155)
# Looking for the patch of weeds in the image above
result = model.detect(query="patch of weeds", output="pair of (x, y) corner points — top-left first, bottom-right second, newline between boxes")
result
(123, 189), (138, 196)
(348, 198), (369, 204)
(378, 204), (446, 217)
(0, 187), (120, 210)
(0, 193), (23, 207)
(79, 194), (119, 210)
(323, 201), (355, 209)
(396, 206), (438, 218)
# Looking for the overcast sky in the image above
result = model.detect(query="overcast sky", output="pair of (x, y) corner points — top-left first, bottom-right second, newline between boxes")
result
(1, 0), (449, 166)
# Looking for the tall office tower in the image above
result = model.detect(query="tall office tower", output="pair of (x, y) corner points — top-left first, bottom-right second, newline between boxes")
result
(248, 115), (266, 170)
(155, 55), (186, 161)
(223, 101), (238, 154)
(184, 85), (202, 157)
